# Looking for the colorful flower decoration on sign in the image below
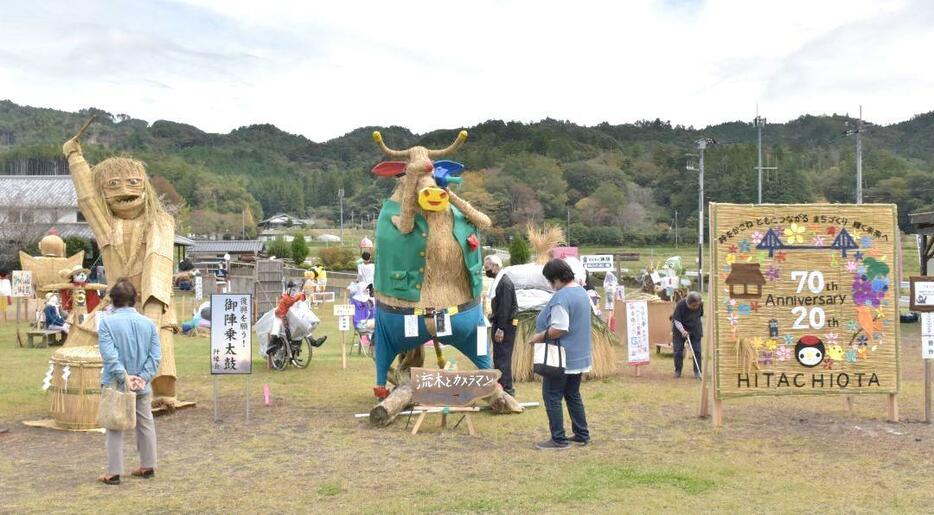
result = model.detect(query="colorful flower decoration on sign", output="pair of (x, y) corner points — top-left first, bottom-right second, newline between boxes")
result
(758, 350), (773, 366)
(775, 345), (791, 361)
(783, 334), (794, 346)
(860, 236), (872, 248)
(738, 304), (752, 316)
(751, 231), (763, 244)
(827, 226), (837, 236)
(812, 235), (826, 247)
(738, 240), (751, 253)
(784, 223), (807, 244)
(846, 260), (858, 272)
(765, 265), (780, 281)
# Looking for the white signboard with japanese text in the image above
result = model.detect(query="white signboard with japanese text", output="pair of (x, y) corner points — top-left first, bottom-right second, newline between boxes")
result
(211, 294), (252, 374)
(333, 304), (354, 317)
(338, 315), (351, 332)
(194, 275), (203, 301)
(11, 270), (34, 298)
(922, 312), (934, 360)
(581, 254), (614, 272)
(625, 300), (650, 366)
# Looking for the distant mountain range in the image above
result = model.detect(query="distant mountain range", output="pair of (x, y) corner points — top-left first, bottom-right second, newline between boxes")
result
(2, 99), (933, 240)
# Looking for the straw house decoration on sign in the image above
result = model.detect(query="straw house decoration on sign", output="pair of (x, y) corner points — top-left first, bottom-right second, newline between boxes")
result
(725, 263), (766, 299)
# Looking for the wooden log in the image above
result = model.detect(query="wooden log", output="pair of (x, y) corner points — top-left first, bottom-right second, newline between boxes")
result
(487, 387), (523, 414)
(369, 383), (413, 426)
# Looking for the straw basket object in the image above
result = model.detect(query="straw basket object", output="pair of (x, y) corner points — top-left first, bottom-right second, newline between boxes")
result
(48, 345), (103, 430)
(510, 312), (617, 382)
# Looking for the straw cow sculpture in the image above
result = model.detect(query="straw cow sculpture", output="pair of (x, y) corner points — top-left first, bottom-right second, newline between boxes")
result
(368, 130), (521, 424)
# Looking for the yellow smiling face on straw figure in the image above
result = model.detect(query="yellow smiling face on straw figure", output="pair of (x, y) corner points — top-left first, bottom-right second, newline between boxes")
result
(418, 186), (449, 212)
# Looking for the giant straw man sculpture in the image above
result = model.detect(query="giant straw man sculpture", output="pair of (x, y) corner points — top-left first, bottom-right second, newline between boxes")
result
(369, 130), (520, 423)
(62, 119), (180, 409)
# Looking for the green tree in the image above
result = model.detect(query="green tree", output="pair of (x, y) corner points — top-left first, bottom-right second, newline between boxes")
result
(508, 233), (531, 265)
(291, 233), (309, 265)
(266, 237), (291, 260)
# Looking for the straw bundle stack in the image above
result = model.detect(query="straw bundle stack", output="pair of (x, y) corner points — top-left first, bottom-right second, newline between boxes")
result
(527, 223), (565, 264)
(48, 345), (103, 430)
(510, 311), (617, 382)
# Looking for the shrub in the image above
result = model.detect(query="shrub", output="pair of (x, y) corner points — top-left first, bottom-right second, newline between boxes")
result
(290, 233), (309, 265)
(508, 232), (531, 265)
(319, 246), (356, 271)
(266, 236), (291, 260)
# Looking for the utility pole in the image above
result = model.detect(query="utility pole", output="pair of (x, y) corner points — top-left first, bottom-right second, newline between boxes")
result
(844, 105), (866, 204)
(857, 106), (863, 204)
(674, 210), (679, 247)
(698, 142), (704, 292)
(686, 138), (716, 292)
(753, 107), (777, 203)
(340, 189), (345, 242)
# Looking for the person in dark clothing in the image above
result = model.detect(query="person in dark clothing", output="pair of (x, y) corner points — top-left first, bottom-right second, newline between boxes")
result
(671, 291), (703, 378)
(485, 255), (518, 396)
(178, 258), (194, 272)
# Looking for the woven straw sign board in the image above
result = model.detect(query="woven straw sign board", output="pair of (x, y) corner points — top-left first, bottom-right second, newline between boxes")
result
(710, 203), (900, 399)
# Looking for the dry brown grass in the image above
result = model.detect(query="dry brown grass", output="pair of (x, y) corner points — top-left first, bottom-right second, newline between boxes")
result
(1, 313), (934, 513)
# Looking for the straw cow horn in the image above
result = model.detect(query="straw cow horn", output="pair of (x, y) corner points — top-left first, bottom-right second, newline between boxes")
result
(372, 131), (409, 159)
(428, 130), (468, 159)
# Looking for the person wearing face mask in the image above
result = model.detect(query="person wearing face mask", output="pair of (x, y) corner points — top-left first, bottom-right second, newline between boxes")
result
(484, 255), (517, 397)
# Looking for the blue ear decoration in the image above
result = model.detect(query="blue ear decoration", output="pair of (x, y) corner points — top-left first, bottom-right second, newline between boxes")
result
(432, 160), (465, 188)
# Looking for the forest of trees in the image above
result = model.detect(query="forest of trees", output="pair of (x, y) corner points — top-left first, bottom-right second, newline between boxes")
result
(3, 99), (934, 245)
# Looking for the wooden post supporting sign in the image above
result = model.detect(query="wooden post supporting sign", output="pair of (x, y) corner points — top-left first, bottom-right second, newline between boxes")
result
(909, 275), (934, 423)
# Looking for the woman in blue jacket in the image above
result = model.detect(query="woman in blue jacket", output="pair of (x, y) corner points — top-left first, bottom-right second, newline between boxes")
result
(98, 279), (161, 485)
(529, 259), (593, 450)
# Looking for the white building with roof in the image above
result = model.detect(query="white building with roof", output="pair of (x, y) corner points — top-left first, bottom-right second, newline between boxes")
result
(0, 175), (84, 225)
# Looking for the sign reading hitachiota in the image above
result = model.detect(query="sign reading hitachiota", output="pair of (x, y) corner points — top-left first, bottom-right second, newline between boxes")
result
(709, 203), (900, 399)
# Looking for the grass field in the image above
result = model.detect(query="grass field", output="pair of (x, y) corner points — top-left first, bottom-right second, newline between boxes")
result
(2, 300), (934, 513)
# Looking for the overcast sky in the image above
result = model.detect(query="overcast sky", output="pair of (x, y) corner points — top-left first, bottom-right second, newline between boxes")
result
(1, 0), (932, 141)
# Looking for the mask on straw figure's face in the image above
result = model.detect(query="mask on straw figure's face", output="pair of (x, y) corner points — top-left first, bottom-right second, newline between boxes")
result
(100, 162), (147, 219)
(73, 272), (88, 284)
(417, 186), (449, 212)
(47, 294), (60, 307)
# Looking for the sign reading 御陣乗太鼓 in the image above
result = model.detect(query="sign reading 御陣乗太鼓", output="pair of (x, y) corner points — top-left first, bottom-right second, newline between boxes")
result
(710, 203), (900, 399)
(211, 294), (253, 375)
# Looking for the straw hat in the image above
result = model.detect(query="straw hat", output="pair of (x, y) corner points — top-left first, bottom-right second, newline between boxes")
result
(59, 264), (91, 281)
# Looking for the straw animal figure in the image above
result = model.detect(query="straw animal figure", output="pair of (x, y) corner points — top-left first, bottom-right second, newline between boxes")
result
(367, 131), (521, 425)
(61, 119), (181, 410)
